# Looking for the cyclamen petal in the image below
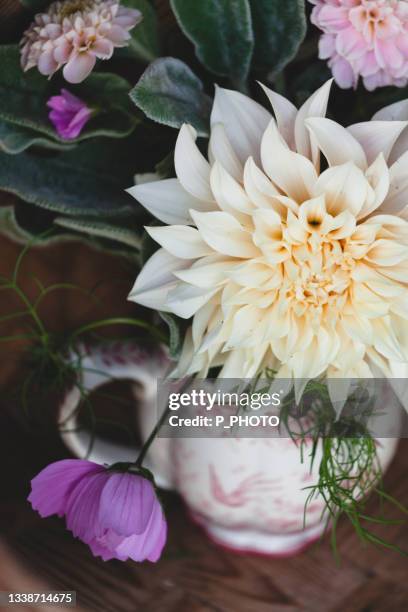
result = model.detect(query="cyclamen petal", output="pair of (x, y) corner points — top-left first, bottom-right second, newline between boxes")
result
(309, 0), (408, 91)
(129, 80), (408, 383)
(28, 460), (167, 563)
(47, 89), (92, 139)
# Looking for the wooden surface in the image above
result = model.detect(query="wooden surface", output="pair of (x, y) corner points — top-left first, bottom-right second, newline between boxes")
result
(0, 3), (407, 608)
(0, 235), (407, 611)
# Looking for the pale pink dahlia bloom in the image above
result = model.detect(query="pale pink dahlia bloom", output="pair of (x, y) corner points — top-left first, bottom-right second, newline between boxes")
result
(309, 0), (408, 90)
(28, 459), (167, 562)
(20, 0), (142, 84)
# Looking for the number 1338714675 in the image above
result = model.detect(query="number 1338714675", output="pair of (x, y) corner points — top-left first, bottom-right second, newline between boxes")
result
(3, 592), (75, 606)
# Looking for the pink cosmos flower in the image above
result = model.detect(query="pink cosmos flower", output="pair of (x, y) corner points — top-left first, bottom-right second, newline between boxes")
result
(47, 89), (92, 139)
(20, 0), (142, 84)
(28, 459), (167, 562)
(309, 0), (408, 90)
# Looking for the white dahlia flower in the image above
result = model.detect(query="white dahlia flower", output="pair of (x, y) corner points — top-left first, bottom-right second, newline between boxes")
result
(128, 81), (408, 389)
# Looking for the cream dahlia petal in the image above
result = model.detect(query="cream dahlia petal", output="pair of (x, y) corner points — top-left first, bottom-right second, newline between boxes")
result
(377, 261), (408, 283)
(341, 313), (373, 345)
(347, 121), (408, 164)
(314, 162), (368, 216)
(379, 151), (408, 216)
(228, 261), (282, 290)
(306, 117), (367, 169)
(128, 249), (191, 311)
(365, 239), (408, 266)
(261, 120), (317, 202)
(259, 83), (297, 150)
(358, 154), (390, 219)
(174, 125), (214, 202)
(190, 210), (259, 258)
(327, 210), (356, 239)
(210, 86), (271, 166)
(373, 99), (408, 163)
(294, 79), (333, 167)
(372, 317), (406, 362)
(192, 302), (218, 349)
(226, 305), (267, 349)
(174, 255), (237, 288)
(210, 162), (253, 218)
(208, 123), (243, 181)
(298, 195), (330, 233)
(166, 285), (218, 319)
(373, 100), (408, 122)
(127, 179), (214, 226)
(253, 209), (291, 263)
(243, 158), (291, 217)
(145, 226), (212, 259)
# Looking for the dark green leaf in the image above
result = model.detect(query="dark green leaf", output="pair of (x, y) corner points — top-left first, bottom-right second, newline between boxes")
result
(0, 45), (138, 151)
(249, 0), (306, 74)
(170, 0), (254, 83)
(0, 204), (71, 245)
(54, 216), (142, 249)
(0, 139), (136, 217)
(159, 311), (185, 358)
(0, 120), (75, 154)
(130, 57), (212, 136)
(122, 0), (160, 62)
(19, 0), (51, 11)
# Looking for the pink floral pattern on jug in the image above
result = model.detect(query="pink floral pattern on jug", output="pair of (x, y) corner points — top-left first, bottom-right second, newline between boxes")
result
(58, 342), (399, 557)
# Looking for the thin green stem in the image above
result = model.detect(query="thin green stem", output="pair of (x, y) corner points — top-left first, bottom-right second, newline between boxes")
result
(134, 378), (191, 468)
(69, 317), (167, 344)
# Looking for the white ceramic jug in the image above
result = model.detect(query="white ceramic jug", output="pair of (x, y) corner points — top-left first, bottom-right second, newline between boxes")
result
(58, 342), (399, 556)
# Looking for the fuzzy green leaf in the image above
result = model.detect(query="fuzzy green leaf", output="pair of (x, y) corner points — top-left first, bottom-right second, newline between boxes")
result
(0, 204), (71, 245)
(0, 120), (76, 154)
(0, 45), (138, 151)
(170, 0), (254, 83)
(130, 57), (212, 136)
(0, 139), (136, 217)
(54, 216), (142, 249)
(249, 0), (306, 74)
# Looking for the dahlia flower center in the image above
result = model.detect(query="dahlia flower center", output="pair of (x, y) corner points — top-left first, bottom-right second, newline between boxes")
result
(278, 236), (356, 320)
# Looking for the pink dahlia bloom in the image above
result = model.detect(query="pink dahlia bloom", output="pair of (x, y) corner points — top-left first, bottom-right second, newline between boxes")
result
(20, 0), (142, 84)
(28, 459), (167, 562)
(47, 89), (92, 139)
(309, 0), (408, 90)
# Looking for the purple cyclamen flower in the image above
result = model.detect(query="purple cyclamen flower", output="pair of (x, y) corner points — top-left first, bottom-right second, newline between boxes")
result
(28, 459), (167, 562)
(47, 89), (93, 140)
